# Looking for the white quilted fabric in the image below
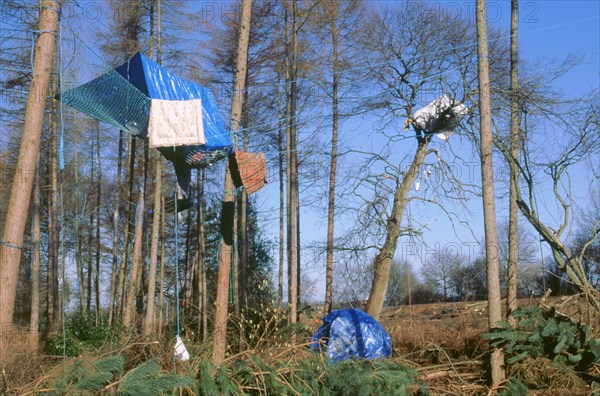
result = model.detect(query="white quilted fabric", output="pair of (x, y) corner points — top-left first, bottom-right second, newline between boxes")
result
(148, 99), (206, 148)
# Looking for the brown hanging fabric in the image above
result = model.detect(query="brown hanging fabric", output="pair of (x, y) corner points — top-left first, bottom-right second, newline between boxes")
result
(230, 151), (267, 194)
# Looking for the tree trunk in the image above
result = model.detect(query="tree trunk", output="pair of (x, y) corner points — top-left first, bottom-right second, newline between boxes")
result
(239, 190), (248, 310)
(296, 182), (301, 308)
(47, 68), (59, 325)
(238, 89), (249, 349)
(29, 163), (41, 350)
(506, 0), (520, 326)
(74, 127), (85, 311)
(116, 137), (137, 320)
(196, 170), (208, 341)
(324, 4), (340, 314)
(142, 0), (162, 337)
(232, 198), (241, 348)
(94, 121), (102, 322)
(143, 152), (162, 337)
(284, 0), (299, 341)
(184, 208), (194, 329)
(158, 194), (166, 338)
(476, 0), (506, 385)
(123, 185), (145, 328)
(108, 131), (124, 326)
(87, 134), (95, 313)
(0, 1), (60, 358)
(277, 76), (285, 312)
(211, 0), (252, 366)
(365, 138), (430, 319)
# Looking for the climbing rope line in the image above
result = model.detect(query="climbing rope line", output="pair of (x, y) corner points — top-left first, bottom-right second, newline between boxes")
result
(173, 147), (181, 373)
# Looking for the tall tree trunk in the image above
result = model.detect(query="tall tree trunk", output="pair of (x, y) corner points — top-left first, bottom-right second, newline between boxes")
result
(196, 170), (208, 341)
(506, 0), (520, 326)
(30, 163), (41, 350)
(277, 76), (285, 312)
(0, 1), (60, 358)
(365, 138), (430, 318)
(144, 0), (163, 338)
(211, 0), (252, 366)
(74, 127), (85, 311)
(238, 89), (249, 349)
(296, 183), (301, 308)
(123, 185), (145, 328)
(232, 198), (241, 348)
(324, 4), (340, 314)
(87, 128), (95, 313)
(239, 191), (248, 307)
(239, 180), (248, 312)
(47, 65), (59, 325)
(285, 0), (299, 341)
(158, 194), (166, 338)
(108, 131), (124, 325)
(144, 152), (162, 336)
(476, 0), (506, 385)
(144, 0), (161, 336)
(184, 208), (194, 328)
(116, 137), (137, 319)
(137, 145), (150, 318)
(95, 121), (102, 322)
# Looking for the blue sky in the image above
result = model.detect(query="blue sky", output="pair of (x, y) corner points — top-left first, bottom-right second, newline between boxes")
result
(502, 0), (599, 93)
(66, 0), (600, 301)
(6, 0), (596, 302)
(290, 1), (599, 300)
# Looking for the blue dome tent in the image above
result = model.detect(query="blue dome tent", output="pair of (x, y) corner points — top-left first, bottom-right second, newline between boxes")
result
(310, 308), (392, 363)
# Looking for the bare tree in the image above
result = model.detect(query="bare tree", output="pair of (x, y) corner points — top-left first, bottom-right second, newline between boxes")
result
(336, 3), (484, 319)
(144, 0), (163, 338)
(284, 0), (300, 335)
(496, 94), (600, 311)
(421, 250), (466, 301)
(29, 162), (41, 349)
(108, 131), (124, 325)
(476, 0), (505, 385)
(506, 0), (521, 326)
(212, 0), (252, 366)
(47, 70), (60, 325)
(123, 185), (145, 328)
(0, 0), (61, 359)
(313, 0), (365, 314)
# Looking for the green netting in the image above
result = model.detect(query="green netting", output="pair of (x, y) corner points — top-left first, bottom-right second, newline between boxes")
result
(59, 70), (151, 135)
(185, 147), (231, 167)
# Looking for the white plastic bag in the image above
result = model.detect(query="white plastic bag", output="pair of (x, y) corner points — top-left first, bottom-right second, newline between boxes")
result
(412, 95), (468, 139)
(174, 336), (190, 362)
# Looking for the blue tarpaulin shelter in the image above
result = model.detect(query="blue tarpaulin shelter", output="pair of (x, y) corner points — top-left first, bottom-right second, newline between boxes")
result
(310, 308), (392, 363)
(58, 52), (233, 201)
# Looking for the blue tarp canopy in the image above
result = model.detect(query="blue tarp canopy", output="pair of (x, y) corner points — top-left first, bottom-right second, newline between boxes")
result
(58, 52), (233, 202)
(310, 308), (392, 363)
(58, 52), (232, 167)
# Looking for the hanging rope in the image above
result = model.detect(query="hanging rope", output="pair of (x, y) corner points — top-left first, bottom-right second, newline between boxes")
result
(172, 147), (181, 373)
(174, 186), (180, 338)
